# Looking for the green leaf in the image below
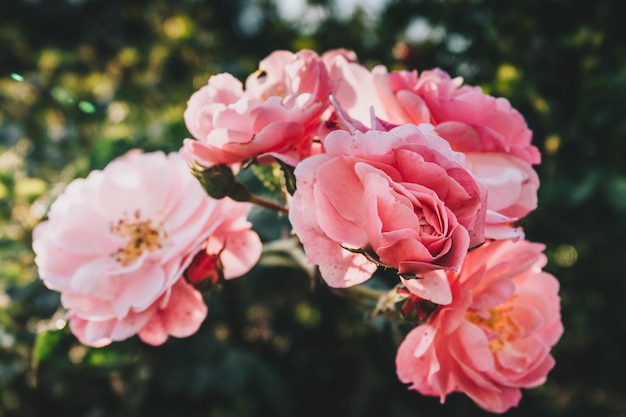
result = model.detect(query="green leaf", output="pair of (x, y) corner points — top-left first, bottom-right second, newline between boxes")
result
(251, 163), (284, 195)
(277, 159), (297, 195)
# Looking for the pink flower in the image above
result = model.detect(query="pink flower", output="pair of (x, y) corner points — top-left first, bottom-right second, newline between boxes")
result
(374, 68), (539, 164)
(322, 49), (388, 124)
(68, 279), (207, 347)
(183, 49), (332, 167)
(372, 68), (541, 239)
(32, 150), (261, 346)
(395, 239), (563, 413)
(288, 124), (487, 288)
(465, 153), (539, 240)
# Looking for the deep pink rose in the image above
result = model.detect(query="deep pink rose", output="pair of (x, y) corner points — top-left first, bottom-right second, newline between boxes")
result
(396, 239), (563, 413)
(32, 150), (261, 346)
(289, 124), (487, 288)
(183, 49), (332, 167)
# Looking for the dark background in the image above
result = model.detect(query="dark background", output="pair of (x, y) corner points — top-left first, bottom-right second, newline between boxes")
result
(1, 0), (625, 416)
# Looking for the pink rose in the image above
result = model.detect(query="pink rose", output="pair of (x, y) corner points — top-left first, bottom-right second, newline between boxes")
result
(374, 68), (539, 163)
(465, 152), (539, 240)
(68, 279), (207, 347)
(183, 49), (332, 167)
(371, 68), (541, 239)
(396, 239), (563, 413)
(32, 150), (261, 346)
(323, 53), (391, 126)
(288, 124), (487, 288)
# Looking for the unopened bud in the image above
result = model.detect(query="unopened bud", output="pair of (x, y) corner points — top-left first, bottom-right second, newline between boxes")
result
(185, 250), (223, 286)
(191, 163), (252, 202)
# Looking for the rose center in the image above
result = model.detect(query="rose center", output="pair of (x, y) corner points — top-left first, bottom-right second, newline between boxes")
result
(465, 297), (520, 352)
(111, 212), (164, 266)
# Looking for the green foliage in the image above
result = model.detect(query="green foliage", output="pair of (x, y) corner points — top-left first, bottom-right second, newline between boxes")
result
(1, 0), (625, 416)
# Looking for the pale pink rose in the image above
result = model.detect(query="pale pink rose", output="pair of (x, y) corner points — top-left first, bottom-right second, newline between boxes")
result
(183, 49), (332, 167)
(69, 279), (207, 347)
(289, 124), (487, 288)
(465, 152), (539, 240)
(321, 48), (358, 67)
(322, 49), (389, 124)
(32, 150), (260, 346)
(371, 67), (541, 239)
(396, 239), (563, 413)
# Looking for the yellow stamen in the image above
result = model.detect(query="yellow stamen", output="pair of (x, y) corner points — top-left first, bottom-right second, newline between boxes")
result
(465, 296), (520, 352)
(110, 212), (164, 266)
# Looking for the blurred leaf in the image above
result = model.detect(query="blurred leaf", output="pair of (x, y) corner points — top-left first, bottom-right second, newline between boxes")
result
(84, 345), (137, 369)
(569, 169), (602, 206)
(32, 328), (64, 368)
(251, 162), (284, 196)
(260, 238), (316, 278)
(14, 177), (47, 200)
(605, 175), (626, 210)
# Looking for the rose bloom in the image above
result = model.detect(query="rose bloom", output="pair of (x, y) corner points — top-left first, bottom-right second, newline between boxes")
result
(183, 49), (332, 167)
(322, 48), (389, 125)
(32, 150), (261, 346)
(323, 56), (540, 239)
(395, 239), (563, 413)
(372, 67), (540, 239)
(289, 124), (487, 288)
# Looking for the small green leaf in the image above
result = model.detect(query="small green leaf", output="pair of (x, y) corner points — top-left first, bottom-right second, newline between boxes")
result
(277, 159), (297, 195)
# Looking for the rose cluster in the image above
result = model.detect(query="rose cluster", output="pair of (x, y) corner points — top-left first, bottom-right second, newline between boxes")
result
(32, 48), (562, 413)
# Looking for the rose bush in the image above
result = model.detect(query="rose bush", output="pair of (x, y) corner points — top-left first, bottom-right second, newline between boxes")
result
(29, 46), (561, 414)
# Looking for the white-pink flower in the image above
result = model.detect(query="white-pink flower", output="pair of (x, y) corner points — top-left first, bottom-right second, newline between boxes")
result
(183, 49), (332, 167)
(396, 239), (563, 413)
(32, 150), (261, 346)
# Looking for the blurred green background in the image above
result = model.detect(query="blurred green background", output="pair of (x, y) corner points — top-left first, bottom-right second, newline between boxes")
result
(1, 0), (626, 416)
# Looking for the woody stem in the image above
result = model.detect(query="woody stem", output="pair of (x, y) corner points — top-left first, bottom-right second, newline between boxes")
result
(249, 194), (289, 214)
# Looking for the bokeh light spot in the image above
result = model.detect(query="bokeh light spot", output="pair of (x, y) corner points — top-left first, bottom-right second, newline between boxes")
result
(544, 134), (561, 155)
(554, 244), (578, 267)
(78, 101), (96, 114)
(163, 16), (192, 40)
